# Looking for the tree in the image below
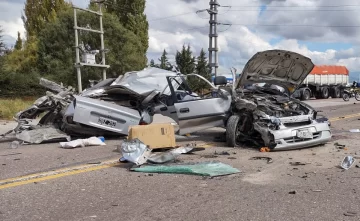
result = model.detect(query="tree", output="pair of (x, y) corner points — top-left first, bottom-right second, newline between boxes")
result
(14, 32), (22, 50)
(195, 49), (212, 92)
(158, 49), (171, 70)
(37, 8), (146, 87)
(105, 0), (148, 62)
(149, 59), (156, 67)
(0, 27), (5, 54)
(4, 36), (38, 73)
(22, 0), (70, 37)
(175, 44), (195, 75)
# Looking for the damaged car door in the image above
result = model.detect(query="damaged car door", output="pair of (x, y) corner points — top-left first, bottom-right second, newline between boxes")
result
(164, 74), (232, 135)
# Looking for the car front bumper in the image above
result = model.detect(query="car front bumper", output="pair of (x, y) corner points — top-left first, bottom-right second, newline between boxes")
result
(270, 122), (331, 150)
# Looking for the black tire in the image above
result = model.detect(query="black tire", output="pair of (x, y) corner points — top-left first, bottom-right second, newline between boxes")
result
(226, 115), (241, 147)
(334, 87), (341, 98)
(321, 87), (329, 99)
(343, 93), (350, 101)
(355, 92), (360, 101)
(301, 89), (311, 100)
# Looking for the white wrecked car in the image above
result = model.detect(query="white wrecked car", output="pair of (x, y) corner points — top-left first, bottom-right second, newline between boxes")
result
(225, 50), (332, 150)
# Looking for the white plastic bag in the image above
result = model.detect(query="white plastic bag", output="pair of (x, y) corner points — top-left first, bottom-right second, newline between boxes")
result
(60, 137), (105, 149)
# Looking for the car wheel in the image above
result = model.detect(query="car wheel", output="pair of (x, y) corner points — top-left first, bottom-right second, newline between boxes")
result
(226, 115), (241, 147)
(301, 89), (311, 100)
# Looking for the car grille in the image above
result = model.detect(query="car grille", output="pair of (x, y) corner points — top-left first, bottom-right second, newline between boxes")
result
(283, 121), (312, 127)
(282, 132), (321, 143)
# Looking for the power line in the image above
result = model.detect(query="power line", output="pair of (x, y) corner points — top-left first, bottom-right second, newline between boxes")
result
(150, 26), (208, 36)
(221, 23), (360, 28)
(228, 9), (357, 12)
(148, 11), (198, 22)
(229, 4), (360, 8)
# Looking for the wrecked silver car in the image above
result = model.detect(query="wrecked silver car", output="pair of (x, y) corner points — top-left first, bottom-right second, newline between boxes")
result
(225, 50), (332, 150)
(3, 67), (231, 141)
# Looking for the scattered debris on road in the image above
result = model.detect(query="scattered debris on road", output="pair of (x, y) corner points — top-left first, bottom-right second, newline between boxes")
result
(9, 141), (21, 149)
(120, 138), (194, 165)
(344, 211), (357, 217)
(311, 189), (322, 192)
(120, 138), (152, 165)
(147, 146), (193, 164)
(17, 126), (70, 144)
(288, 190), (297, 194)
(130, 161), (240, 177)
(334, 142), (346, 150)
(249, 156), (273, 164)
(260, 147), (271, 152)
(349, 129), (360, 133)
(340, 156), (355, 170)
(59, 137), (106, 149)
(214, 151), (230, 156)
(289, 162), (309, 166)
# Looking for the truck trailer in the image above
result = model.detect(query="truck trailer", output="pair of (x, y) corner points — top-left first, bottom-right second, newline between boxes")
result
(292, 65), (349, 100)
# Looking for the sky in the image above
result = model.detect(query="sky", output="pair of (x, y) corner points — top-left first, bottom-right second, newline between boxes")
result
(1, 0), (360, 80)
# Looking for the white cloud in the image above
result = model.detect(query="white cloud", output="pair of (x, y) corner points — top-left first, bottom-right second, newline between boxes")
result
(1, 0), (360, 76)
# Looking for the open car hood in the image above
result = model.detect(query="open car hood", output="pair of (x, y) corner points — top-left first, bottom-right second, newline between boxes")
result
(236, 50), (314, 94)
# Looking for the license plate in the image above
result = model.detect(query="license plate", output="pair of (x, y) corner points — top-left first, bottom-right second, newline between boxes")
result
(296, 129), (313, 139)
(97, 117), (117, 128)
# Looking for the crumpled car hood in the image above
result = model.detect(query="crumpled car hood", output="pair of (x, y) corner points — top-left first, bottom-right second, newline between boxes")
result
(236, 50), (314, 94)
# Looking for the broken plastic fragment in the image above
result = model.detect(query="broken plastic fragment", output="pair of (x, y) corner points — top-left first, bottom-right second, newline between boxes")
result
(120, 139), (152, 165)
(260, 147), (270, 152)
(147, 146), (193, 164)
(249, 156), (273, 164)
(9, 141), (21, 149)
(17, 126), (70, 144)
(60, 137), (105, 149)
(131, 161), (240, 177)
(340, 156), (355, 170)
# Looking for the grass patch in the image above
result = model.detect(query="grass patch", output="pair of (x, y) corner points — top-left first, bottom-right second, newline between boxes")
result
(0, 98), (36, 120)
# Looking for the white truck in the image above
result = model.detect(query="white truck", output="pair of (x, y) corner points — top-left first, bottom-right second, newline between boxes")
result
(292, 65), (349, 100)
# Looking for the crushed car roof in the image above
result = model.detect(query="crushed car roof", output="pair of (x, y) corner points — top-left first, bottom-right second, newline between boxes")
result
(111, 67), (181, 95)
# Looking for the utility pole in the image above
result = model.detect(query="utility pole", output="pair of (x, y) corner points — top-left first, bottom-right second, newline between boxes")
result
(73, 0), (109, 92)
(208, 0), (219, 77)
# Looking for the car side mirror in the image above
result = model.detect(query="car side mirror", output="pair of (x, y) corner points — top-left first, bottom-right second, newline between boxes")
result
(214, 76), (227, 86)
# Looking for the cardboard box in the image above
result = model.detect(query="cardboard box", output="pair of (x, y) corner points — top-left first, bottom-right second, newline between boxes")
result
(128, 123), (176, 149)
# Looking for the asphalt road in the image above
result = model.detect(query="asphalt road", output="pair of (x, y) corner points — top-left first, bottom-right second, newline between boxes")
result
(1, 98), (360, 221)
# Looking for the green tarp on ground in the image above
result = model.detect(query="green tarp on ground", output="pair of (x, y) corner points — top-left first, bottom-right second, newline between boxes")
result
(130, 161), (241, 177)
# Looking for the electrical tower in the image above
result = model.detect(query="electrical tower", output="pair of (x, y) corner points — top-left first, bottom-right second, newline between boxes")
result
(208, 0), (219, 77)
(73, 0), (109, 92)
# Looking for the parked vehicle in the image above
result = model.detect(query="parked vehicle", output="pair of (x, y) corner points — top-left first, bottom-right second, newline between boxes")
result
(292, 65), (349, 100)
